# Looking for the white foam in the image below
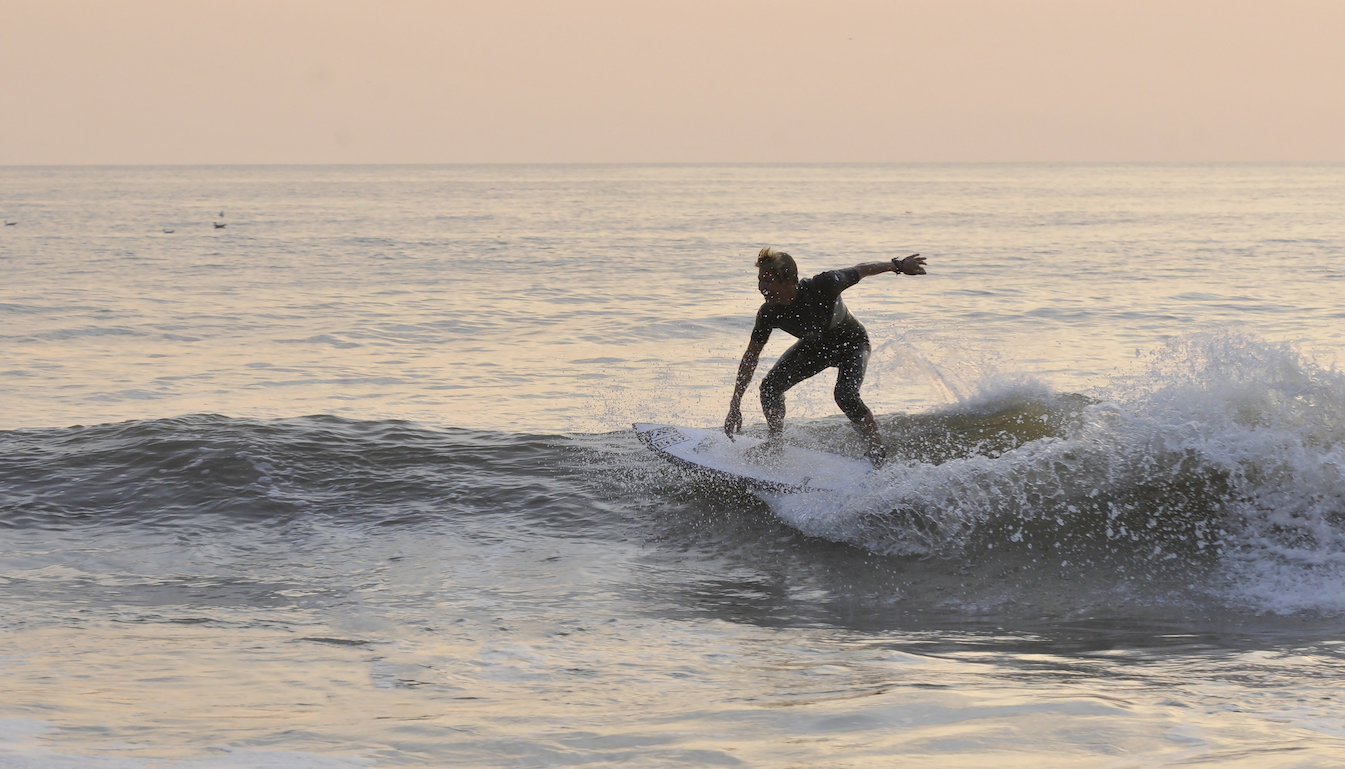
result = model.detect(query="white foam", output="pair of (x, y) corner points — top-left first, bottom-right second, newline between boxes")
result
(760, 331), (1345, 614)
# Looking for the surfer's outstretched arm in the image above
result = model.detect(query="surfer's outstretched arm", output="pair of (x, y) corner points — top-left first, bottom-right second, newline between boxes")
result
(851, 253), (925, 279)
(724, 336), (766, 439)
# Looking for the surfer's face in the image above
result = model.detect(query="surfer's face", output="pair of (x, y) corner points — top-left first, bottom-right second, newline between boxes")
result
(758, 270), (797, 305)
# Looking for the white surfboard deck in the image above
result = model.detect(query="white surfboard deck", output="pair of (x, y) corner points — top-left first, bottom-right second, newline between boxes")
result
(633, 422), (873, 492)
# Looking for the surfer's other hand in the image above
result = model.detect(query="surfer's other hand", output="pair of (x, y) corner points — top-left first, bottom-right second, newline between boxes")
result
(724, 404), (743, 440)
(894, 254), (926, 275)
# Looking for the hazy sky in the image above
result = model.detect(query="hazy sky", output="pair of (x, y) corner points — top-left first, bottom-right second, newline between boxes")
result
(3, 1), (1342, 164)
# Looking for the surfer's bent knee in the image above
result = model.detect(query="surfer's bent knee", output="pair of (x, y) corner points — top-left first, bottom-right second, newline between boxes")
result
(834, 344), (871, 422)
(834, 389), (870, 423)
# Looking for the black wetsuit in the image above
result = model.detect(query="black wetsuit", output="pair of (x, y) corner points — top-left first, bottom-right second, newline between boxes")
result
(752, 268), (872, 424)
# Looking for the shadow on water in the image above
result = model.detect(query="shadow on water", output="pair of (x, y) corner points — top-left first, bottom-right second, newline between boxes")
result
(629, 496), (1345, 654)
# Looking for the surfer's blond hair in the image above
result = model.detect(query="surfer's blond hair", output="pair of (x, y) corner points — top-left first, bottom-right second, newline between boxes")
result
(755, 247), (797, 284)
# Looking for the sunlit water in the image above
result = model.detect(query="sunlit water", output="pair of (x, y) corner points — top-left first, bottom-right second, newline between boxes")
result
(2, 164), (1344, 767)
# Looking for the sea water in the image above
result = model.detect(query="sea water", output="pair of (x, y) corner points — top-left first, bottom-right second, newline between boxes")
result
(1, 164), (1344, 766)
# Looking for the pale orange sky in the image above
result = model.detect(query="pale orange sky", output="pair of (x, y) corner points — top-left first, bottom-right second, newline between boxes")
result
(3, 0), (1342, 164)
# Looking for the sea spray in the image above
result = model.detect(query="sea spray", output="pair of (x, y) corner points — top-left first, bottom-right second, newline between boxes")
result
(761, 332), (1345, 613)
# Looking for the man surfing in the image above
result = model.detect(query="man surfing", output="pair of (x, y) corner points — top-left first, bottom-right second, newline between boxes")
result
(724, 247), (927, 467)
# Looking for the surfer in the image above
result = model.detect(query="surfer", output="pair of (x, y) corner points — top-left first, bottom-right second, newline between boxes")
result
(724, 247), (927, 467)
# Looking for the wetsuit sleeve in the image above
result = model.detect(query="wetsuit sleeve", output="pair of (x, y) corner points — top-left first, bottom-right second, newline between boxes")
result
(750, 307), (773, 345)
(814, 268), (861, 296)
(834, 268), (861, 291)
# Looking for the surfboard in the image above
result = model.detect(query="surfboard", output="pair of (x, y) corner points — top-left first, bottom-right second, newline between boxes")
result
(633, 422), (873, 492)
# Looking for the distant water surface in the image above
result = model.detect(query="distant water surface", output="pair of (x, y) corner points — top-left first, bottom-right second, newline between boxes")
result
(3, 164), (1341, 430)
(1, 164), (1344, 767)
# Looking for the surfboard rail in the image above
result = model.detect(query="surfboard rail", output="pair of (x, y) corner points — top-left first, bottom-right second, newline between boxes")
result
(633, 422), (871, 493)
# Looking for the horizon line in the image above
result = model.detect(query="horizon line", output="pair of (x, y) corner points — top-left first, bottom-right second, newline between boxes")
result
(4, 160), (1345, 169)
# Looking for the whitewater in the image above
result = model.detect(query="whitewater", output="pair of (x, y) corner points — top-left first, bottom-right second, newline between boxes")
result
(2, 163), (1344, 767)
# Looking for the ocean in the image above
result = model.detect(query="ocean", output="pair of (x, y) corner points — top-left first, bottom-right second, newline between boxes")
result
(2, 163), (1344, 767)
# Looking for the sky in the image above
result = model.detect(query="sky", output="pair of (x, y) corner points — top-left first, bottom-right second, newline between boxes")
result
(2, 0), (1343, 165)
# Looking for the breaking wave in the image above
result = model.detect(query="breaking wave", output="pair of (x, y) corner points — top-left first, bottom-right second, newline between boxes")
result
(763, 332), (1345, 614)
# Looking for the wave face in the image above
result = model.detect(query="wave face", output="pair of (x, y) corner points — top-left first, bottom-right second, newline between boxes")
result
(2, 333), (1342, 618)
(0, 416), (584, 531)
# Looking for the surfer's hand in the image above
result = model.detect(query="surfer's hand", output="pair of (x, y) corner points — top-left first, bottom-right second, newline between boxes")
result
(893, 254), (926, 275)
(724, 404), (743, 440)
